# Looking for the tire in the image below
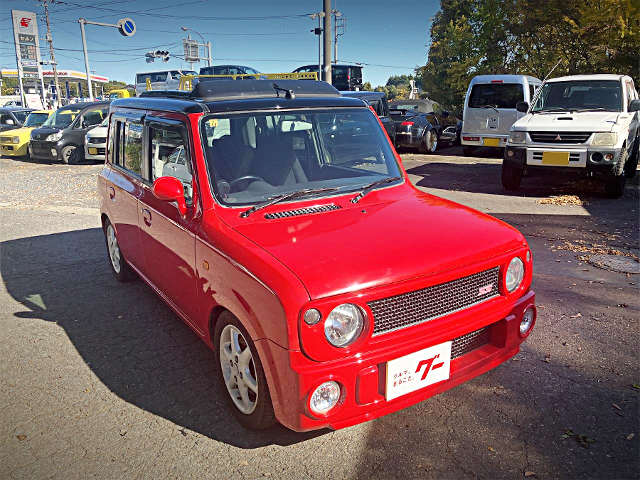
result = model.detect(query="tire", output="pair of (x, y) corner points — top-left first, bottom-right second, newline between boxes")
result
(60, 144), (78, 165)
(214, 311), (276, 430)
(463, 147), (476, 157)
(421, 129), (438, 154)
(625, 136), (639, 178)
(103, 218), (135, 281)
(501, 162), (524, 190)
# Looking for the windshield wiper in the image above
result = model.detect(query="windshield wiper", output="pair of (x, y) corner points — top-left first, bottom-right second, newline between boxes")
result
(482, 105), (500, 114)
(350, 176), (402, 204)
(239, 187), (338, 218)
(535, 107), (573, 113)
(571, 107), (616, 113)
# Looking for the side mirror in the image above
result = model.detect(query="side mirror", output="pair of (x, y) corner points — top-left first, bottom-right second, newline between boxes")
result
(153, 176), (187, 215)
(516, 102), (529, 113)
(441, 111), (450, 118)
(629, 99), (640, 112)
(4, 118), (15, 125)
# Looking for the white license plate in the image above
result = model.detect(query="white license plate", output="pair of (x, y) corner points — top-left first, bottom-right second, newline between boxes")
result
(385, 341), (452, 401)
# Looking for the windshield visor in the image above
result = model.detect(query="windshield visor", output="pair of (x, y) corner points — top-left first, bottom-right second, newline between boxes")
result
(201, 108), (402, 206)
(531, 80), (622, 112)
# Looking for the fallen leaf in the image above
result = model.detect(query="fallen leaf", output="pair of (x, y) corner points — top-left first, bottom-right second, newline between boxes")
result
(239, 461), (249, 466)
(627, 433), (635, 440)
(570, 313), (582, 318)
(633, 384), (640, 389)
(16, 435), (27, 441)
(488, 446), (495, 452)
(616, 303), (629, 308)
(119, 429), (127, 436)
(612, 403), (622, 411)
(543, 354), (551, 363)
(524, 472), (537, 478)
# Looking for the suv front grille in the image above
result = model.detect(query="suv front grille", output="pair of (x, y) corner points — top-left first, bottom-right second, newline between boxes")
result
(368, 267), (500, 336)
(0, 136), (12, 143)
(88, 137), (106, 144)
(529, 132), (591, 144)
(451, 325), (492, 359)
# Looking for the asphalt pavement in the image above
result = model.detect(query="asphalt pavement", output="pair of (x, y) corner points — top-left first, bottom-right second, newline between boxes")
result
(0, 149), (638, 480)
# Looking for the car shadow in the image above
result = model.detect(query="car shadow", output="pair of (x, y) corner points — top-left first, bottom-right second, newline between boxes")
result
(1, 154), (102, 166)
(0, 228), (326, 448)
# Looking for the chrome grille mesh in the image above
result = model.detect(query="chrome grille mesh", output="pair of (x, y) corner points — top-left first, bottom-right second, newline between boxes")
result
(451, 326), (492, 359)
(264, 204), (340, 219)
(368, 267), (500, 335)
(0, 137), (11, 143)
(529, 132), (591, 144)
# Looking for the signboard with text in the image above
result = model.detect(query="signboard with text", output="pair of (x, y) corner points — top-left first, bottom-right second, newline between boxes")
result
(11, 10), (44, 82)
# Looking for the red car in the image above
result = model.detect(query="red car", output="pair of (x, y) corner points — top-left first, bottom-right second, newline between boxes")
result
(99, 80), (536, 432)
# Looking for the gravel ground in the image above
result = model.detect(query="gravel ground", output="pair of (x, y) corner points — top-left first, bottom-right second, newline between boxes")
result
(0, 150), (638, 480)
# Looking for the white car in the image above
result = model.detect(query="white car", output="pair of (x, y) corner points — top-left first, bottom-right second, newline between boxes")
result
(503, 74), (640, 198)
(84, 116), (108, 161)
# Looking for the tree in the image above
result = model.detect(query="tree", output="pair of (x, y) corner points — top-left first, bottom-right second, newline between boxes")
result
(362, 81), (373, 91)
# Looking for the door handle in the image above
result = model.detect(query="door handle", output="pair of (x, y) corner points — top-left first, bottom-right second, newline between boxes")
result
(142, 208), (152, 227)
(108, 186), (115, 201)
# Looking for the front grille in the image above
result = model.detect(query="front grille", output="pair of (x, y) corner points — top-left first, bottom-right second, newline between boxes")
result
(451, 325), (492, 359)
(0, 137), (11, 143)
(264, 204), (340, 219)
(529, 132), (591, 144)
(88, 137), (106, 144)
(368, 267), (500, 336)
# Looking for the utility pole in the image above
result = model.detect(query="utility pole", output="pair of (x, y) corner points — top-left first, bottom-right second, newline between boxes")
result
(323, 0), (332, 85)
(310, 13), (324, 80)
(332, 9), (345, 64)
(42, 0), (61, 107)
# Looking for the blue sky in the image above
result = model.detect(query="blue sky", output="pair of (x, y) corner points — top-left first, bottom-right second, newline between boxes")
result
(1, 0), (439, 87)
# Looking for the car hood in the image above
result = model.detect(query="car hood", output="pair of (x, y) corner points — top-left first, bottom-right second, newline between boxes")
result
(514, 111), (622, 132)
(232, 190), (525, 300)
(30, 126), (61, 140)
(86, 126), (108, 137)
(0, 126), (34, 138)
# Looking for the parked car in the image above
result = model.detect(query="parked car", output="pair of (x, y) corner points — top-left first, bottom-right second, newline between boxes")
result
(293, 64), (363, 91)
(0, 110), (52, 157)
(3, 100), (23, 108)
(100, 79), (536, 432)
(29, 102), (109, 164)
(0, 108), (33, 132)
(342, 91), (395, 144)
(503, 74), (639, 198)
(461, 75), (541, 156)
(84, 116), (108, 162)
(199, 65), (261, 76)
(135, 70), (198, 96)
(389, 100), (449, 153)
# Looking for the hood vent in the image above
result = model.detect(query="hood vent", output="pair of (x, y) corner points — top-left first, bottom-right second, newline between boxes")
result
(556, 117), (573, 120)
(264, 204), (341, 219)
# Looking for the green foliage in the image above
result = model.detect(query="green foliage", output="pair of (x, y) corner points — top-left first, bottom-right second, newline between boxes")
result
(362, 81), (373, 91)
(385, 75), (415, 87)
(421, 0), (640, 112)
(1, 78), (19, 96)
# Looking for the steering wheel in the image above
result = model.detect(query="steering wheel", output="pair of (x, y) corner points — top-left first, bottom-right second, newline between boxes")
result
(228, 175), (265, 189)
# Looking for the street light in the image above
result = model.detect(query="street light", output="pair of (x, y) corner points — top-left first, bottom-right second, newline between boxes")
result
(309, 12), (325, 81)
(181, 26), (211, 67)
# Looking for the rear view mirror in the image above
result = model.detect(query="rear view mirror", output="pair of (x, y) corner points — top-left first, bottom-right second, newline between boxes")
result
(153, 176), (187, 215)
(629, 99), (640, 112)
(516, 102), (529, 113)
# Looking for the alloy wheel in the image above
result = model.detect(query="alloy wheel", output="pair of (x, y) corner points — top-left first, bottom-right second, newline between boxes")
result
(219, 324), (259, 414)
(106, 224), (121, 274)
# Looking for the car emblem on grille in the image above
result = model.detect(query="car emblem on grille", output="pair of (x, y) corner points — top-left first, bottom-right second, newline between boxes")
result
(37, 134), (41, 139)
(555, 135), (562, 141)
(478, 284), (493, 296)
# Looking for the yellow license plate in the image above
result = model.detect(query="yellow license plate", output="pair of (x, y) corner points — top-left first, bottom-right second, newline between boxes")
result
(542, 151), (570, 165)
(483, 138), (500, 147)
(88, 147), (98, 155)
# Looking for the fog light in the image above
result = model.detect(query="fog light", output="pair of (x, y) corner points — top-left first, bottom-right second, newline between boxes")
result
(514, 149), (524, 159)
(591, 152), (603, 162)
(604, 153), (613, 161)
(520, 307), (535, 336)
(309, 381), (341, 415)
(51, 149), (57, 156)
(303, 308), (321, 325)
(507, 150), (514, 157)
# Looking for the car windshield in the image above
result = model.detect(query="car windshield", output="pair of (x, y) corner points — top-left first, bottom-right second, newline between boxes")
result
(41, 108), (82, 128)
(12, 111), (30, 123)
(531, 80), (622, 112)
(468, 83), (524, 109)
(201, 108), (402, 206)
(24, 112), (50, 127)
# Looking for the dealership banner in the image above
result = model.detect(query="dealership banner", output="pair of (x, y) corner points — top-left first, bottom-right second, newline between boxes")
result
(11, 10), (44, 82)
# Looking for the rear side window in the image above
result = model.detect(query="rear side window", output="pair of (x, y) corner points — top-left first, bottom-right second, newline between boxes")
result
(469, 83), (524, 109)
(149, 124), (193, 201)
(112, 118), (143, 177)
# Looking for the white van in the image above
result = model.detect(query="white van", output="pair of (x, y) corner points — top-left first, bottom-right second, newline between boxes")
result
(134, 69), (197, 96)
(503, 74), (639, 198)
(461, 74), (541, 156)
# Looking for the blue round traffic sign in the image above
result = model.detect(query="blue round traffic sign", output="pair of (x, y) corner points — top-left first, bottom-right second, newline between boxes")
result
(118, 17), (136, 37)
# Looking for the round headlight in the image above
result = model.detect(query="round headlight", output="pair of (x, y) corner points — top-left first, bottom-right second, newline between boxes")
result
(309, 381), (341, 415)
(520, 307), (535, 336)
(324, 304), (364, 348)
(505, 257), (525, 293)
(12, 136), (20, 144)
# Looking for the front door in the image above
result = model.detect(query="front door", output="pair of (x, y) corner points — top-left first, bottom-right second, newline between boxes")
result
(137, 117), (200, 330)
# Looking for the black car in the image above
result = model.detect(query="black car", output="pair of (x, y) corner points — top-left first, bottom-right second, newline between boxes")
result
(342, 91), (395, 144)
(293, 64), (363, 91)
(0, 108), (33, 132)
(29, 102), (109, 164)
(389, 100), (450, 153)
(199, 65), (261, 76)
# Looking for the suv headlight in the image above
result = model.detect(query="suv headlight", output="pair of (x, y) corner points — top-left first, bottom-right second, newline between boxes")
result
(505, 257), (525, 293)
(324, 304), (364, 348)
(509, 131), (526, 144)
(46, 131), (63, 142)
(592, 132), (617, 146)
(12, 136), (20, 144)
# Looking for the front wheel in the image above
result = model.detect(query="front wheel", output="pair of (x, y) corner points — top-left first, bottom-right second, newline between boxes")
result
(60, 144), (78, 164)
(501, 163), (523, 190)
(625, 137), (638, 178)
(215, 311), (275, 430)
(606, 147), (628, 198)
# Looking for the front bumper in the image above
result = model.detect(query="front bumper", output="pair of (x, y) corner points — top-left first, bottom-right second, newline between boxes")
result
(84, 143), (106, 161)
(29, 140), (60, 160)
(263, 290), (535, 432)
(504, 145), (622, 172)
(0, 142), (28, 156)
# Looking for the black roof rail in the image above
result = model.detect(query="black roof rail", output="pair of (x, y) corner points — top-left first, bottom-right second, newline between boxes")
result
(139, 90), (191, 99)
(190, 79), (341, 101)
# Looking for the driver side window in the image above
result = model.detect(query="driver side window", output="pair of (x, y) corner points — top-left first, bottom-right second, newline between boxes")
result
(149, 125), (193, 202)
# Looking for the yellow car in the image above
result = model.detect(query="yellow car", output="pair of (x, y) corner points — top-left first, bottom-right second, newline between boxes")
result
(0, 110), (53, 157)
